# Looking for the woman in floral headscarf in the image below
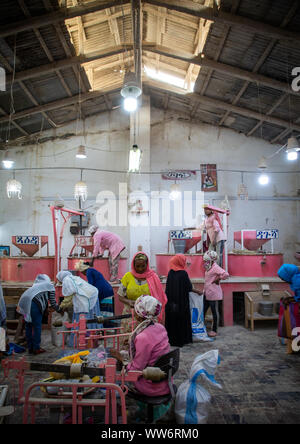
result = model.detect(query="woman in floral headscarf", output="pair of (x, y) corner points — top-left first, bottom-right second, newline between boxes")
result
(110, 295), (170, 397)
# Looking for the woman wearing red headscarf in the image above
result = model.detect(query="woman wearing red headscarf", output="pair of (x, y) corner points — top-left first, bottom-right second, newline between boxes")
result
(165, 254), (201, 347)
(118, 252), (167, 349)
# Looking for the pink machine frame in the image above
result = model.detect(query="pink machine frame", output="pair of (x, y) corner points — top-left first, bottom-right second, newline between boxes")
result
(57, 313), (136, 350)
(50, 205), (84, 280)
(2, 356), (142, 424)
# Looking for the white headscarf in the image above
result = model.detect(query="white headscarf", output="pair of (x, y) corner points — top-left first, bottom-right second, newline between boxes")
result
(17, 274), (55, 322)
(88, 225), (98, 235)
(56, 271), (98, 314)
(56, 271), (72, 283)
(129, 295), (162, 359)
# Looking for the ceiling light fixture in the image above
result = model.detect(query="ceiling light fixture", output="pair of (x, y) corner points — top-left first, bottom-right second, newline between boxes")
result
(74, 170), (87, 201)
(128, 144), (142, 173)
(286, 137), (299, 161)
(6, 172), (22, 199)
(2, 151), (15, 169)
(76, 145), (87, 159)
(169, 183), (181, 201)
(258, 174), (269, 186)
(121, 71), (142, 113)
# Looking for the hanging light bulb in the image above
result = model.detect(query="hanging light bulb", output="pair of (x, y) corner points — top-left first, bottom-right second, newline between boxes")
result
(74, 181), (88, 201)
(257, 156), (269, 186)
(76, 145), (87, 159)
(124, 97), (138, 113)
(287, 150), (298, 161)
(2, 151), (15, 169)
(286, 137), (299, 161)
(7, 174), (22, 199)
(258, 174), (269, 186)
(74, 169), (87, 201)
(128, 144), (142, 172)
(121, 71), (142, 113)
(169, 184), (181, 200)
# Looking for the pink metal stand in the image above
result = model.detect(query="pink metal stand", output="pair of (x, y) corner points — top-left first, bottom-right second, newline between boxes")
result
(58, 312), (136, 350)
(2, 357), (141, 424)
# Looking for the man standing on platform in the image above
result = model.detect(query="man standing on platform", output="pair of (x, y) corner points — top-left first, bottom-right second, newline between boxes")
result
(88, 225), (126, 284)
(199, 205), (227, 268)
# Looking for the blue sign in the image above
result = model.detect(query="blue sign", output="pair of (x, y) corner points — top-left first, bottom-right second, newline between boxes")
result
(256, 230), (279, 240)
(16, 236), (39, 245)
(170, 230), (193, 240)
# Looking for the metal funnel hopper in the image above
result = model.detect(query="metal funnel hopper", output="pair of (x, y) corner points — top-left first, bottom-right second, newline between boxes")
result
(184, 230), (202, 253)
(12, 236), (49, 257)
(74, 236), (94, 254)
(172, 231), (202, 254)
(234, 231), (269, 251)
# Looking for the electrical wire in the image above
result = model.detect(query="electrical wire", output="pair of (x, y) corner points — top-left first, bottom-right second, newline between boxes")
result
(2, 166), (299, 175)
(6, 35), (17, 144)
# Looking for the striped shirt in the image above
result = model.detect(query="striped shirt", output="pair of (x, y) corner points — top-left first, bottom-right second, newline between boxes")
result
(33, 291), (61, 314)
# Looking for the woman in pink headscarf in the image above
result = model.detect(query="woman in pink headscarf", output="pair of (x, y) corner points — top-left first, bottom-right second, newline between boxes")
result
(165, 254), (201, 347)
(118, 252), (167, 349)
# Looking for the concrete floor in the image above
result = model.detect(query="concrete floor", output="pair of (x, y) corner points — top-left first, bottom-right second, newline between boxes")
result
(1, 323), (300, 424)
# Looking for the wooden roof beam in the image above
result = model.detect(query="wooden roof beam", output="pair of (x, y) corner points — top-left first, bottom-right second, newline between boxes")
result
(6, 42), (299, 100)
(2, 0), (299, 44)
(185, 0), (212, 91)
(18, 0), (72, 98)
(43, 0), (88, 98)
(0, 88), (120, 124)
(6, 46), (133, 85)
(144, 79), (300, 134)
(192, 0), (241, 115)
(0, 1), (130, 39)
(2, 81), (300, 137)
(0, 107), (28, 136)
(147, 45), (300, 97)
(145, 0), (300, 43)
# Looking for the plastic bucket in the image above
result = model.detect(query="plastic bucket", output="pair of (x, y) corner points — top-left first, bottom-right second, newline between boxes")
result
(258, 301), (273, 316)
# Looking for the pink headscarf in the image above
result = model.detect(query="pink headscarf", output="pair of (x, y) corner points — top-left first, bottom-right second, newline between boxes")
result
(169, 254), (187, 271)
(131, 252), (167, 323)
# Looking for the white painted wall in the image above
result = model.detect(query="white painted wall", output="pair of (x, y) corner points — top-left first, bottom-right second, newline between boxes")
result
(0, 104), (299, 271)
(150, 108), (300, 265)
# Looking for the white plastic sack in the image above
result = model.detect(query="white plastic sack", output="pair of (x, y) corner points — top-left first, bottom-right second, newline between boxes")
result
(51, 312), (70, 347)
(189, 292), (213, 342)
(175, 350), (221, 424)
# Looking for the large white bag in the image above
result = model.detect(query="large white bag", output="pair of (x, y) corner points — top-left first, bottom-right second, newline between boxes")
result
(51, 312), (70, 347)
(189, 292), (213, 342)
(175, 350), (222, 424)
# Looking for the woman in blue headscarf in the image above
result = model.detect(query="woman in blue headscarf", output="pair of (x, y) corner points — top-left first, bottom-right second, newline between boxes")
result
(278, 264), (300, 302)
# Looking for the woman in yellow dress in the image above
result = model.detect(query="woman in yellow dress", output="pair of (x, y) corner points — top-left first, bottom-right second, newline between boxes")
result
(118, 252), (167, 349)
